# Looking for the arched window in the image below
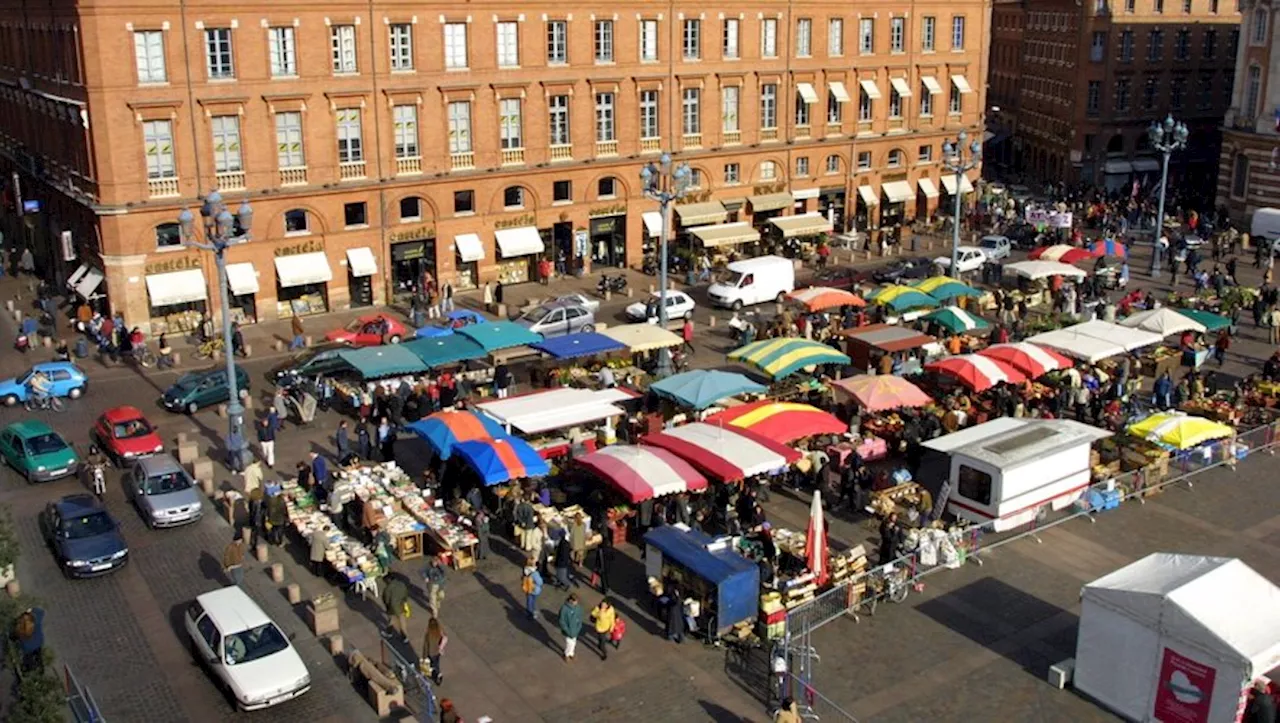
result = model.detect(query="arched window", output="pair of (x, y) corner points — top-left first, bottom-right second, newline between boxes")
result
(887, 149), (904, 167)
(400, 196), (424, 221)
(503, 186), (525, 209)
(825, 155), (841, 174)
(155, 222), (182, 248)
(759, 160), (777, 180)
(597, 177), (618, 198)
(1106, 134), (1125, 154)
(284, 209), (308, 233)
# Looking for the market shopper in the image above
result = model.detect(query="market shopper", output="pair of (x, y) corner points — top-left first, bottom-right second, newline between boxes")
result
(381, 574), (411, 640)
(521, 561), (544, 619)
(558, 593), (583, 661)
(222, 535), (246, 587)
(266, 490), (287, 545)
(335, 419), (351, 461)
(773, 697), (802, 723)
(424, 557), (447, 616)
(289, 315), (306, 351)
(473, 509), (491, 561)
(553, 533), (574, 589)
(309, 526), (327, 577)
(665, 585), (686, 643)
(422, 616), (447, 684)
(257, 418), (276, 468)
(589, 600), (617, 660)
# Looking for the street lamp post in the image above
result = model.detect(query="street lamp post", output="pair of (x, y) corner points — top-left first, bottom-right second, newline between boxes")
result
(640, 154), (692, 379)
(1146, 115), (1189, 279)
(178, 191), (254, 470)
(942, 131), (983, 279)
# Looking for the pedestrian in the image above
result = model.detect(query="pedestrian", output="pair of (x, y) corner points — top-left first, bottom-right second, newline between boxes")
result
(222, 535), (246, 586)
(357, 420), (372, 460)
(589, 600), (618, 660)
(494, 363), (513, 399)
(231, 322), (245, 357)
(271, 392), (288, 430)
(242, 458), (263, 497)
(226, 428), (246, 473)
(246, 487), (265, 549)
(483, 281), (494, 310)
(441, 281), (454, 313)
(558, 593), (583, 661)
(309, 451), (329, 491)
(774, 697), (802, 723)
(335, 419), (351, 461)
(422, 616), (447, 685)
(309, 525), (328, 577)
(473, 508), (491, 561)
(377, 416), (396, 461)
(11, 607), (44, 673)
(664, 585), (685, 643)
(257, 418), (276, 468)
(515, 494), (536, 551)
(681, 318), (695, 354)
(1270, 306), (1280, 345)
(266, 490), (287, 545)
(439, 699), (461, 723)
(554, 533), (573, 589)
(423, 557), (447, 616)
(381, 574), (410, 640)
(592, 519), (614, 593)
(521, 561), (543, 619)
(290, 315), (306, 350)
(495, 280), (505, 307)
(1214, 329), (1230, 366)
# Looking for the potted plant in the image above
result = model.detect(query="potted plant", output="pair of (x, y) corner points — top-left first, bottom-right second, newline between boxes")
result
(0, 506), (19, 597)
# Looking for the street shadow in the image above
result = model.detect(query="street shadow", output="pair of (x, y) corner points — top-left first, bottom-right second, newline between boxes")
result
(197, 550), (225, 584)
(471, 570), (563, 655)
(699, 699), (755, 722)
(721, 640), (773, 708)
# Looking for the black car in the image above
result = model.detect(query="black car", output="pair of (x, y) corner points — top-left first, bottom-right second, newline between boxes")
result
(872, 256), (935, 284)
(808, 265), (874, 291)
(42, 494), (128, 578)
(268, 342), (348, 386)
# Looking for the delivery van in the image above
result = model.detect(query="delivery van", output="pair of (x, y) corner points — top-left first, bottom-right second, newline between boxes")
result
(1251, 208), (1280, 252)
(707, 255), (796, 310)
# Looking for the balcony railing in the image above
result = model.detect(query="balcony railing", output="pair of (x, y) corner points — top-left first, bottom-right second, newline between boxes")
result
(722, 130), (741, 145)
(215, 171), (245, 191)
(681, 133), (702, 150)
(396, 156), (422, 175)
(148, 176), (179, 198)
(549, 144), (573, 162)
(794, 125), (811, 139)
(339, 160), (366, 181)
(450, 151), (475, 170)
(640, 138), (662, 153)
(501, 147), (525, 166)
(761, 128), (779, 142)
(280, 167), (308, 186)
(595, 140), (619, 157)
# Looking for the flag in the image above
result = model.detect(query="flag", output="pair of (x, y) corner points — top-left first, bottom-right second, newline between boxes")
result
(804, 490), (829, 587)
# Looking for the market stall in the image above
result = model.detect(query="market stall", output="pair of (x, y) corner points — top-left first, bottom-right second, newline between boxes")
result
(644, 525), (760, 639)
(405, 409), (506, 460)
(977, 342), (1073, 377)
(650, 369), (767, 410)
(452, 436), (551, 486)
(1069, 320), (1165, 353)
(530, 332), (627, 361)
(576, 445), (709, 503)
(415, 309), (489, 339)
(1004, 260), (1088, 281)
(703, 401), (845, 445)
(599, 323), (684, 356)
(837, 324), (937, 372)
(402, 335), (489, 369)
(912, 276), (983, 304)
(925, 354), (1027, 392)
(1174, 308), (1231, 333)
(1027, 244), (1095, 264)
(455, 321), (544, 354)
(786, 287), (866, 312)
(474, 387), (639, 458)
(1127, 411), (1234, 451)
(829, 374), (933, 412)
(867, 285), (940, 314)
(1119, 307), (1208, 338)
(1026, 329), (1127, 363)
(922, 306), (990, 336)
(641, 422), (801, 483)
(727, 338), (851, 381)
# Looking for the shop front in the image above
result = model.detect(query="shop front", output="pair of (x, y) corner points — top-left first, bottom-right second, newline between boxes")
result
(940, 173), (976, 216)
(274, 244), (333, 318)
(389, 225), (437, 302)
(880, 180), (913, 228)
(143, 256), (209, 335)
(817, 187), (846, 233)
(916, 178), (940, 225)
(691, 222), (761, 262)
(1102, 160), (1133, 194)
(590, 205), (628, 268)
(747, 187), (792, 232)
(453, 233), (483, 291)
(855, 185), (878, 235)
(345, 247), (377, 308)
(493, 223), (544, 285)
(224, 262), (260, 324)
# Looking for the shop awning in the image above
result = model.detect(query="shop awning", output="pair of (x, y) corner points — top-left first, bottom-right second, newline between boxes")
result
(145, 269), (207, 307)
(691, 222), (761, 247)
(857, 186), (879, 206)
(1105, 160), (1134, 174)
(951, 74), (973, 94)
(74, 268), (104, 299)
(881, 181), (913, 204)
(577, 445), (708, 503)
(940, 174), (975, 194)
(599, 323), (683, 352)
(405, 410), (505, 460)
(494, 226), (544, 258)
(337, 345), (428, 379)
(531, 331), (627, 359)
(476, 387), (636, 434)
(748, 192), (793, 213)
(828, 81), (851, 103)
(346, 247), (377, 277)
(675, 201), (727, 226)
(454, 437), (550, 486)
(796, 82), (819, 105)
(225, 262), (259, 295)
(889, 77), (913, 97)
(457, 320), (543, 352)
(921, 76), (943, 95)
(918, 178), (940, 199)
(455, 233), (485, 263)
(642, 211), (664, 237)
(274, 252), (333, 288)
(1131, 158), (1160, 172)
(66, 264), (88, 288)
(859, 79), (882, 100)
(403, 335), (488, 368)
(769, 213), (833, 238)
(641, 422), (802, 482)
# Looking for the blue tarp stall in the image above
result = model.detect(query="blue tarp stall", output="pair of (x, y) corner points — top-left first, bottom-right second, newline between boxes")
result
(452, 436), (551, 486)
(335, 345), (428, 378)
(404, 410), (506, 460)
(456, 321), (543, 352)
(402, 335), (488, 368)
(530, 332), (627, 360)
(643, 526), (759, 636)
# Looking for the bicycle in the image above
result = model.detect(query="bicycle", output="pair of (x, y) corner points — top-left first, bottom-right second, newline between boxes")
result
(858, 562), (911, 617)
(193, 337), (224, 360)
(130, 346), (157, 368)
(25, 394), (64, 412)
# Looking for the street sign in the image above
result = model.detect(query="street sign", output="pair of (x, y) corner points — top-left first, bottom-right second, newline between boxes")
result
(61, 230), (75, 261)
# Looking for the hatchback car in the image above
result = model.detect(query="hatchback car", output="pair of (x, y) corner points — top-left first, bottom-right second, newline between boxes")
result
(625, 290), (696, 323)
(515, 301), (596, 338)
(0, 420), (78, 482)
(161, 365), (250, 414)
(324, 314), (407, 347)
(871, 257), (935, 284)
(414, 309), (489, 339)
(185, 586), (311, 711)
(43, 494), (128, 578)
(0, 362), (88, 406)
(552, 293), (601, 315)
(130, 454), (203, 528)
(933, 246), (988, 275)
(978, 235), (1012, 260)
(93, 406), (163, 466)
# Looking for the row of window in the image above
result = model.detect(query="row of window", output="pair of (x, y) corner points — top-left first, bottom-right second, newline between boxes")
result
(132, 14), (970, 84)
(1084, 71), (1232, 115)
(1090, 0), (1236, 15)
(1092, 27), (1236, 63)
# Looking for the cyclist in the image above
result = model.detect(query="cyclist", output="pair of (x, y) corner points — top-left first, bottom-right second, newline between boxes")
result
(85, 444), (108, 497)
(27, 370), (52, 406)
(128, 327), (146, 363)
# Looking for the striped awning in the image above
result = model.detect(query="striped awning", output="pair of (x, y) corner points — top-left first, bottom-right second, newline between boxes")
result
(675, 201), (728, 226)
(769, 213), (833, 238)
(691, 222), (761, 247)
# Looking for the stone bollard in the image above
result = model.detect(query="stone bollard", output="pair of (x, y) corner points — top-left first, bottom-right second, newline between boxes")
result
(41, 336), (51, 348)
(171, 352), (181, 366)
(307, 595), (340, 636)
(304, 335), (313, 347)
(649, 283), (656, 294)
(177, 442), (199, 465)
(240, 528), (253, 545)
(327, 634), (344, 656)
(242, 395), (254, 410)
(604, 289), (611, 301)
(242, 344), (252, 357)
(626, 287), (633, 298)
(176, 432), (188, 445)
(190, 457), (215, 484)
(12, 309), (20, 322)
(286, 582), (302, 603)
(212, 349), (222, 363)
(275, 339), (285, 352)
(5, 580), (20, 598)
(4, 300), (11, 312)
(708, 315), (717, 327)
(270, 563), (285, 583)
(217, 403), (228, 418)
(199, 477), (215, 496)
(255, 543), (269, 562)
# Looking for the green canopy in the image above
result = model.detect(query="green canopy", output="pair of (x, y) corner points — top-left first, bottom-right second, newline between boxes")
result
(403, 336), (488, 368)
(1174, 308), (1231, 333)
(456, 321), (544, 352)
(336, 345), (428, 379)
(922, 306), (991, 335)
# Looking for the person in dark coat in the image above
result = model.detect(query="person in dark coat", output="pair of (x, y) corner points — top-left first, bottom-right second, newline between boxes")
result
(664, 585), (685, 643)
(266, 491), (287, 545)
(1245, 681), (1278, 723)
(356, 421), (372, 461)
(554, 534), (574, 589)
(878, 512), (902, 564)
(473, 509), (491, 561)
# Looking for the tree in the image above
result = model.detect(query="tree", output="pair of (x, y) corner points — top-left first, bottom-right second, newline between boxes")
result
(0, 504), (20, 577)
(8, 651), (64, 723)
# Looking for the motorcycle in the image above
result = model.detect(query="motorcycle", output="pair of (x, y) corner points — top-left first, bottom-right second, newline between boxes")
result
(596, 274), (627, 295)
(641, 256), (658, 276)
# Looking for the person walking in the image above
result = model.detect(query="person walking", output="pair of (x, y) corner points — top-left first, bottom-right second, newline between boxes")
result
(664, 585), (685, 643)
(681, 318), (695, 354)
(309, 526), (328, 577)
(473, 508), (491, 561)
(257, 418), (276, 469)
(521, 561), (544, 619)
(266, 490), (287, 545)
(335, 419), (351, 461)
(441, 281), (454, 313)
(12, 607), (45, 673)
(558, 593), (583, 661)
(242, 458), (263, 497)
(310, 451), (329, 491)
(222, 535), (246, 586)
(377, 417), (395, 462)
(357, 420), (372, 460)
(553, 533), (574, 589)
(246, 487), (265, 549)
(289, 315), (306, 350)
(589, 600), (617, 660)
(494, 363), (513, 399)
(1214, 329), (1231, 366)
(381, 574), (411, 640)
(422, 617), (447, 685)
(774, 697), (802, 723)
(423, 557), (447, 617)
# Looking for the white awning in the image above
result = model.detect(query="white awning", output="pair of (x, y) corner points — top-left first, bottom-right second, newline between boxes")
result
(828, 81), (851, 103)
(940, 174), (976, 194)
(146, 268), (207, 307)
(857, 186), (879, 206)
(1131, 158), (1160, 172)
(455, 233), (485, 263)
(225, 262), (259, 295)
(748, 192), (794, 212)
(690, 222), (761, 248)
(66, 264), (88, 288)
(881, 181), (913, 204)
(918, 178), (940, 199)
(274, 251), (334, 288)
(494, 226), (545, 258)
(675, 201), (728, 226)
(477, 387), (630, 434)
(859, 79), (882, 100)
(890, 77), (913, 98)
(642, 211), (664, 236)
(922, 76), (943, 95)
(769, 213), (833, 238)
(1104, 160), (1134, 174)
(74, 268), (104, 299)
(951, 74), (974, 94)
(346, 247), (377, 277)
(796, 82), (819, 105)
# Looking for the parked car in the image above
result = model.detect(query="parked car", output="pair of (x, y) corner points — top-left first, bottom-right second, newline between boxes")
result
(514, 301), (596, 338)
(0, 361), (88, 406)
(807, 265), (874, 291)
(42, 494), (128, 578)
(552, 293), (601, 315)
(162, 365), (251, 414)
(129, 454), (203, 528)
(626, 290), (697, 323)
(324, 314), (407, 347)
(93, 406), (163, 466)
(707, 255), (796, 310)
(871, 257), (935, 284)
(933, 246), (988, 275)
(978, 235), (1012, 260)
(269, 343), (347, 386)
(0, 420), (79, 482)
(184, 586), (311, 711)
(414, 310), (489, 339)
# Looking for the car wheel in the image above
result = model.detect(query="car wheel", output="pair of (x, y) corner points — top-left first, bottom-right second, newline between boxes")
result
(187, 402), (199, 415)
(684, 310), (694, 320)
(389, 334), (403, 344)
(580, 325), (595, 334)
(732, 300), (744, 311)
(68, 386), (84, 400)
(3, 395), (16, 407)
(238, 388), (249, 400)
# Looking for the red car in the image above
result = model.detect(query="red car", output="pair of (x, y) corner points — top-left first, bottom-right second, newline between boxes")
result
(324, 314), (408, 347)
(93, 406), (163, 465)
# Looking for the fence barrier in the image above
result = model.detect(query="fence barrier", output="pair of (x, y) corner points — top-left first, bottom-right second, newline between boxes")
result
(64, 664), (105, 723)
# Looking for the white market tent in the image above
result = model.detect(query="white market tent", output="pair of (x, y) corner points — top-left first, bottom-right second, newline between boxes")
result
(1075, 553), (1280, 723)
(1005, 260), (1088, 280)
(1070, 320), (1164, 352)
(476, 387), (637, 435)
(1119, 307), (1207, 337)
(1028, 320), (1163, 363)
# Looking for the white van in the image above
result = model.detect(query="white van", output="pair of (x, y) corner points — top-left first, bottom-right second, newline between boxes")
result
(1250, 208), (1280, 252)
(707, 255), (796, 310)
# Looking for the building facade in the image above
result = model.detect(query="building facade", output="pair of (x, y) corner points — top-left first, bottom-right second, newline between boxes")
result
(987, 0), (1239, 194)
(986, 0), (1024, 170)
(0, 0), (989, 333)
(1216, 0), (1280, 227)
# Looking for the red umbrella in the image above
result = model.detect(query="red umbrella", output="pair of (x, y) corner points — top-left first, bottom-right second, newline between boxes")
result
(925, 354), (1027, 392)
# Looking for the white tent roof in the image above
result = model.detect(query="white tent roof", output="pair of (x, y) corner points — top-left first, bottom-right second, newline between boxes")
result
(1069, 319), (1164, 352)
(1027, 329), (1127, 363)
(1119, 307), (1207, 337)
(476, 387), (632, 434)
(1084, 553), (1280, 672)
(1005, 260), (1088, 280)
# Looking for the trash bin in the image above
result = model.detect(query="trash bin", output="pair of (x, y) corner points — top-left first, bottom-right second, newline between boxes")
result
(74, 338), (88, 358)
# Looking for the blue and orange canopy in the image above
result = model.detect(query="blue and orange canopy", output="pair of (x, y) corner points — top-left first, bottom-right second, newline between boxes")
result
(454, 437), (550, 486)
(405, 410), (505, 460)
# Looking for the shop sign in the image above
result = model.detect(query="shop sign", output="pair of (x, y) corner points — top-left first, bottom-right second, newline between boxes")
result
(882, 173), (908, 183)
(273, 238), (325, 257)
(591, 217), (618, 233)
(752, 182), (787, 196)
(389, 225), (435, 243)
(675, 190), (713, 205)
(60, 230), (75, 262)
(589, 203), (627, 218)
(574, 229), (588, 257)
(392, 240), (427, 261)
(145, 255), (201, 275)
(495, 213), (536, 230)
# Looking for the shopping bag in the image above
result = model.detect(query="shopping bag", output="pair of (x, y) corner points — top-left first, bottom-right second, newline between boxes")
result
(611, 617), (627, 642)
(589, 570), (601, 588)
(402, 602), (412, 619)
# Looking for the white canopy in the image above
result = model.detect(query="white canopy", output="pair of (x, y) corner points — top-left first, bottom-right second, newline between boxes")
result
(940, 174), (976, 195)
(1027, 329), (1128, 363)
(454, 233), (485, 263)
(599, 323), (683, 352)
(642, 211), (664, 237)
(1069, 319), (1164, 351)
(495, 226), (545, 258)
(1076, 553), (1280, 723)
(1004, 260), (1087, 280)
(74, 268), (104, 299)
(225, 262), (260, 296)
(917, 178), (940, 199)
(346, 247), (377, 277)
(274, 252), (333, 287)
(146, 269), (208, 307)
(476, 387), (633, 434)
(828, 81), (851, 103)
(796, 82), (819, 104)
(1119, 307), (1206, 337)
(881, 181), (913, 204)
(769, 213), (832, 238)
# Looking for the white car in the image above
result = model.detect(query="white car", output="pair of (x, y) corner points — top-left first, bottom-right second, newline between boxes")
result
(978, 235), (1012, 261)
(553, 292), (601, 315)
(933, 246), (989, 275)
(185, 586), (311, 711)
(626, 290), (697, 324)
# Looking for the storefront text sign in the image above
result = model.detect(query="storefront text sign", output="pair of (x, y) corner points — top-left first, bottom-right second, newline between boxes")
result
(752, 182), (787, 196)
(589, 203), (627, 218)
(145, 255), (202, 274)
(274, 238), (325, 257)
(495, 213), (536, 230)
(676, 190), (713, 205)
(389, 225), (435, 243)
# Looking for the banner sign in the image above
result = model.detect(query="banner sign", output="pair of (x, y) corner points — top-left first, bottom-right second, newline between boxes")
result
(1153, 647), (1216, 723)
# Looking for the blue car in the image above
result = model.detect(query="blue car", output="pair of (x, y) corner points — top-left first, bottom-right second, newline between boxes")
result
(42, 494), (129, 579)
(414, 310), (489, 339)
(0, 362), (88, 406)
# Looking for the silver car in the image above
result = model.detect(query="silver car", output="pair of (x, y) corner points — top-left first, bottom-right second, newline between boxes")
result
(514, 301), (596, 338)
(131, 454), (203, 528)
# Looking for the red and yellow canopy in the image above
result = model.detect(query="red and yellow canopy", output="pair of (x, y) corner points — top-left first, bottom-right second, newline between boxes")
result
(705, 400), (846, 444)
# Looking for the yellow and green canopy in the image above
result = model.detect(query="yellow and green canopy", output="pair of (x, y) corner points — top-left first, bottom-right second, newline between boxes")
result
(728, 337), (851, 380)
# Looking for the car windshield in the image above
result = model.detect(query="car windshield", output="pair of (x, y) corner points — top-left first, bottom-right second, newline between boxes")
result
(113, 419), (154, 439)
(726, 271), (747, 287)
(25, 433), (67, 456)
(143, 471), (192, 496)
(518, 307), (553, 323)
(981, 239), (999, 247)
(223, 623), (289, 666)
(61, 511), (114, 540)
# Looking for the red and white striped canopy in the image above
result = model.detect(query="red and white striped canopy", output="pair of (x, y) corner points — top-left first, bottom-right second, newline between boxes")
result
(1028, 244), (1097, 264)
(978, 342), (1075, 378)
(925, 354), (1027, 392)
(576, 445), (708, 503)
(641, 423), (803, 482)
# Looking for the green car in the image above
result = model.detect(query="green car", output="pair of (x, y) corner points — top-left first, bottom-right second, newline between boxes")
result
(0, 420), (79, 482)
(161, 365), (251, 414)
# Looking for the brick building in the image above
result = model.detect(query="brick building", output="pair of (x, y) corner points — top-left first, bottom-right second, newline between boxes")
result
(986, 0), (1024, 170)
(1216, 0), (1280, 228)
(0, 0), (989, 333)
(986, 0), (1239, 194)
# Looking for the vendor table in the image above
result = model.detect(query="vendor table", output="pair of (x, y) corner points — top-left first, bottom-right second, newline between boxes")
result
(393, 529), (425, 561)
